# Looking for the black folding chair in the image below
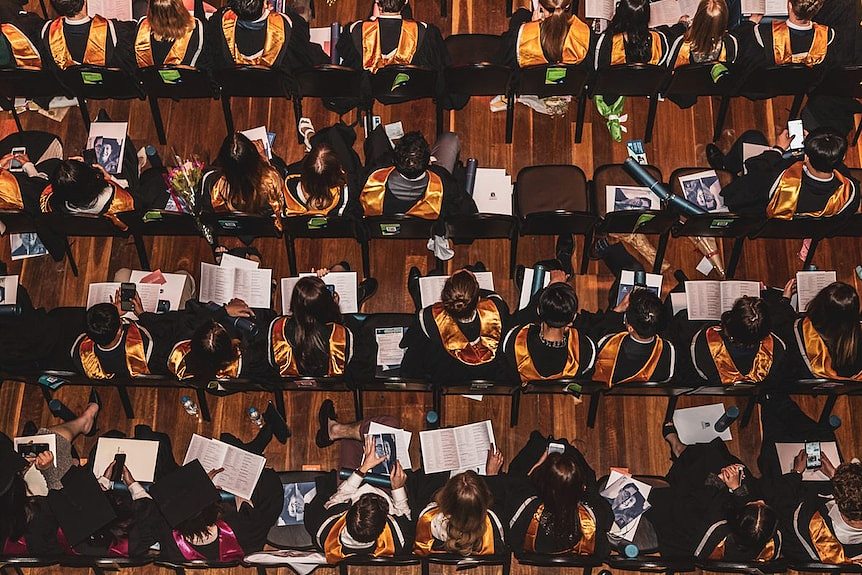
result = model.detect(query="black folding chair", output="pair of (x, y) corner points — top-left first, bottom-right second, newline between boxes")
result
(590, 64), (669, 143)
(662, 63), (737, 141)
(514, 552), (604, 574)
(0, 68), (67, 132)
(60, 555), (154, 575)
(789, 561), (862, 573)
(213, 66), (295, 135)
(138, 65), (219, 144)
(444, 34), (511, 125)
(437, 380), (520, 427)
(509, 64), (589, 144)
(200, 211), (282, 242)
(369, 65), (441, 135)
(696, 559), (787, 574)
(363, 214), (442, 270)
(810, 65), (862, 145)
(283, 215), (368, 277)
(61, 65), (146, 131)
(445, 214), (519, 278)
(295, 65), (364, 129)
(422, 553), (512, 575)
(340, 554), (422, 575)
(747, 217), (843, 271)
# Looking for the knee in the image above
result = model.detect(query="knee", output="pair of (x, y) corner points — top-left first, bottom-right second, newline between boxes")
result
(438, 132), (461, 153)
(112, 268), (132, 282)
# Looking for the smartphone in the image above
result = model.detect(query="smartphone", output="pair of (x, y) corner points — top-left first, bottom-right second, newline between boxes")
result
(111, 453), (126, 482)
(156, 299), (171, 313)
(120, 282), (136, 312)
(325, 284), (336, 295)
(83, 148), (98, 166)
(17, 443), (50, 457)
(634, 270), (647, 287)
(547, 442), (566, 455)
(805, 441), (821, 470)
(788, 119), (804, 151)
(9, 147), (25, 172)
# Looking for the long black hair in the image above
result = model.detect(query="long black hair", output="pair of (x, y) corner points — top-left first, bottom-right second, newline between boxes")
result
(289, 276), (342, 375)
(608, 0), (652, 62)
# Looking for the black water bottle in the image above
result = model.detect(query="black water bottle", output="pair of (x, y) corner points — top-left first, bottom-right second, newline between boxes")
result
(531, 264), (547, 298)
(714, 405), (740, 433)
(465, 158), (478, 196)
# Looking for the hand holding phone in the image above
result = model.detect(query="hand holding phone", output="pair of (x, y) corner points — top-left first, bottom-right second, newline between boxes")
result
(111, 453), (127, 483)
(9, 147), (26, 172)
(788, 119), (804, 152)
(805, 441), (821, 470)
(120, 282), (137, 312)
(547, 442), (566, 455)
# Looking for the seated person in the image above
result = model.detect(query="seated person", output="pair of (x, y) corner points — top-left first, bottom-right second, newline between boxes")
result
(654, 428), (782, 560)
(690, 296), (787, 385)
(401, 269), (510, 384)
(506, 430), (612, 556)
(667, 0), (738, 69)
(40, 0), (135, 72)
(269, 274), (354, 377)
(337, 0), (447, 73)
(736, 0), (835, 68)
(792, 281), (862, 381)
(151, 461), (283, 561)
(712, 127), (860, 218)
(0, 151), (50, 212)
(594, 0), (674, 69)
(361, 128), (476, 220)
(306, 403), (413, 562)
(593, 289), (676, 386)
(502, 281), (597, 385)
(134, 0), (206, 68)
(199, 132), (287, 230)
(205, 0), (322, 73)
(1, 5), (45, 70)
(414, 463), (507, 556)
(502, 0), (595, 69)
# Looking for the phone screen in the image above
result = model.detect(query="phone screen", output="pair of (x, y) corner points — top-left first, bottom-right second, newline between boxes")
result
(788, 120), (804, 151)
(547, 442), (566, 455)
(120, 282), (136, 312)
(9, 147), (25, 172)
(805, 441), (821, 469)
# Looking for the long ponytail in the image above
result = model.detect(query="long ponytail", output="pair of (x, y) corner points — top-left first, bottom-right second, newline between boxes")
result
(538, 0), (573, 63)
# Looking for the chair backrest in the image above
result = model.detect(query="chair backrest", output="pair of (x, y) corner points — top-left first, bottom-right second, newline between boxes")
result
(284, 214), (358, 239)
(0, 68), (64, 99)
(138, 66), (216, 99)
(364, 214), (437, 238)
(517, 64), (589, 98)
(445, 34), (502, 66)
(515, 164), (589, 216)
(592, 64), (668, 96)
(63, 65), (144, 100)
(814, 65), (862, 98)
(444, 35), (510, 97)
(0, 210), (38, 234)
(664, 62), (735, 97)
(593, 163), (663, 216)
(370, 65), (437, 105)
(267, 470), (329, 549)
(42, 211), (128, 237)
(297, 65), (363, 98)
(117, 210), (204, 237)
(214, 66), (292, 98)
(200, 212), (281, 238)
(735, 63), (823, 96)
(668, 166), (734, 213)
(445, 214), (517, 239)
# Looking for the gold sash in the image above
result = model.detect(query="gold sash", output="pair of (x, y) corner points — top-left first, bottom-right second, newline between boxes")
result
(524, 503), (596, 555)
(809, 511), (848, 564)
(270, 318), (348, 377)
(323, 513), (396, 563)
(0, 169), (23, 210)
(516, 17), (591, 67)
(593, 332), (664, 387)
(168, 339), (241, 380)
(431, 298), (502, 365)
(800, 318), (862, 381)
(221, 9), (285, 68)
(704, 326), (774, 384)
(134, 17), (194, 67)
(360, 166), (444, 219)
(1, 23), (42, 69)
(707, 533), (777, 561)
(414, 506), (497, 556)
(283, 175), (342, 216)
(48, 15), (108, 69)
(208, 170), (285, 230)
(77, 323), (151, 379)
(40, 181), (135, 230)
(610, 31), (663, 65)
(772, 21), (829, 66)
(361, 19), (418, 73)
(765, 162), (854, 220)
(513, 324), (580, 384)
(673, 38), (727, 69)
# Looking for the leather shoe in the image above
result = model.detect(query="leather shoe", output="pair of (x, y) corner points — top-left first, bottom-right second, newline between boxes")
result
(705, 143), (726, 171)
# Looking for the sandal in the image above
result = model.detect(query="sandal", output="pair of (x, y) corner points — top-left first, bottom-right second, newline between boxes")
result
(661, 420), (677, 439)
(315, 400), (337, 448)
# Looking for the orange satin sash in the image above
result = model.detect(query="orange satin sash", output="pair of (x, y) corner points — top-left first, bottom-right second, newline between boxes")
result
(431, 298), (502, 365)
(414, 505), (497, 556)
(134, 17), (194, 67)
(524, 503), (596, 555)
(360, 166), (443, 219)
(48, 15), (108, 69)
(77, 323), (150, 379)
(270, 318), (347, 377)
(516, 16), (591, 67)
(593, 332), (664, 387)
(221, 9), (285, 68)
(799, 318), (862, 381)
(707, 534), (777, 561)
(361, 19), (418, 73)
(168, 339), (241, 380)
(704, 326), (774, 384)
(673, 38), (727, 68)
(772, 21), (828, 66)
(513, 324), (580, 384)
(40, 181), (135, 230)
(610, 31), (663, 65)
(0, 169), (24, 210)
(765, 162), (854, 219)
(1, 23), (42, 69)
(323, 513), (396, 563)
(283, 175), (342, 216)
(808, 511), (848, 564)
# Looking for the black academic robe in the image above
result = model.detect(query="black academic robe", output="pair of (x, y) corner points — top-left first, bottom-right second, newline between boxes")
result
(0, 10), (46, 69)
(734, 20), (837, 70)
(2, 496), (62, 557)
(39, 16), (136, 75)
(266, 316), (354, 377)
(594, 27), (676, 69)
(0, 168), (47, 213)
(499, 8), (597, 71)
(789, 488), (862, 563)
(71, 321), (155, 379)
(689, 326), (787, 386)
(337, 16), (447, 72)
(501, 323), (597, 385)
(133, 16), (205, 68)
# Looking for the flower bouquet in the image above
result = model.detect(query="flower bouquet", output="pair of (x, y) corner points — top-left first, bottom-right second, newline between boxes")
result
(164, 153), (214, 244)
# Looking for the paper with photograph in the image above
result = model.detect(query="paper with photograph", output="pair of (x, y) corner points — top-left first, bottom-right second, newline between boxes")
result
(677, 170), (727, 213)
(278, 482), (316, 526)
(10, 232), (48, 260)
(606, 185), (659, 213)
(368, 421), (413, 470)
(0, 275), (19, 305)
(601, 471), (652, 541)
(87, 122), (127, 175)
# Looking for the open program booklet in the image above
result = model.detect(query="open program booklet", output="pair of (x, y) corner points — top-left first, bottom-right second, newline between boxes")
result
(419, 420), (495, 475)
(183, 434), (266, 500)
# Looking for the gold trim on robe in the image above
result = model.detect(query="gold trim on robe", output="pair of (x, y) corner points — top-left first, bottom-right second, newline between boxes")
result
(513, 324), (580, 384)
(48, 15), (108, 69)
(799, 318), (862, 381)
(360, 166), (444, 219)
(134, 17), (194, 68)
(772, 21), (828, 66)
(1, 23), (42, 69)
(77, 323), (150, 379)
(0, 169), (24, 210)
(808, 511), (847, 564)
(168, 339), (241, 380)
(516, 17), (591, 67)
(431, 299), (502, 365)
(672, 38), (727, 68)
(593, 332), (664, 387)
(414, 505), (497, 556)
(270, 318), (348, 377)
(707, 534), (777, 561)
(221, 9), (285, 68)
(704, 326), (774, 384)
(524, 503), (596, 555)
(283, 174), (342, 216)
(323, 513), (396, 563)
(361, 19), (418, 73)
(765, 162), (854, 220)
(610, 31), (663, 65)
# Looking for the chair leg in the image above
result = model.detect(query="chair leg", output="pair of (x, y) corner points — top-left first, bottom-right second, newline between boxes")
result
(510, 388), (520, 427)
(663, 395), (679, 423)
(284, 233), (298, 276)
(133, 234), (150, 271)
(65, 238), (79, 277)
(726, 236), (745, 279)
(433, 387), (442, 421)
(652, 230), (669, 274)
(354, 388), (363, 420)
(802, 237), (821, 269)
(78, 98), (91, 131)
(644, 95), (658, 144)
(292, 96), (304, 145)
(789, 94), (804, 119)
(440, 0), (447, 17)
(221, 95), (234, 134)
(147, 95), (167, 145)
(435, 101), (444, 137)
(195, 386), (212, 423)
(818, 394), (839, 426)
(713, 95), (730, 142)
(505, 91), (514, 144)
(502, 556), (511, 575)
(586, 393), (601, 429)
(38, 0), (48, 18)
(421, 560), (430, 575)
(579, 229), (593, 275)
(360, 238), (371, 279)
(10, 106), (23, 133)
(508, 233), (518, 279)
(740, 395), (757, 428)
(853, 117), (862, 147)
(116, 385), (135, 419)
(574, 93), (587, 144)
(273, 389), (286, 418)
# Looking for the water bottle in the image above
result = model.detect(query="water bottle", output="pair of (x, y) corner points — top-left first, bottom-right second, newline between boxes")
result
(426, 410), (440, 430)
(829, 415), (842, 430)
(464, 158), (478, 196)
(531, 264), (547, 297)
(714, 405), (740, 433)
(624, 544), (639, 558)
(180, 395), (198, 416)
(248, 406), (264, 428)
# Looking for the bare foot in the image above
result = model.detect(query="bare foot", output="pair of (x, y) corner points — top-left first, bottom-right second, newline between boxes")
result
(664, 432), (687, 458)
(81, 403), (99, 435)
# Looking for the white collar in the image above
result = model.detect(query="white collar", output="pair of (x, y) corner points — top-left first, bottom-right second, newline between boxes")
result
(339, 527), (376, 549)
(803, 164), (834, 182)
(787, 20), (813, 31)
(252, 9), (269, 22)
(65, 15), (92, 25)
(827, 500), (862, 545)
(378, 14), (403, 19)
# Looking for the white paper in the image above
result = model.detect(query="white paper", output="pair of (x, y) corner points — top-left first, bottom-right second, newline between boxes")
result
(241, 126), (272, 160)
(92, 438), (159, 483)
(677, 170), (727, 213)
(245, 550), (327, 575)
(740, 0), (765, 14)
(23, 464), (48, 496)
(684, 280), (760, 321)
(183, 433), (266, 500)
(200, 262), (272, 308)
(696, 256), (715, 277)
(600, 471), (653, 541)
(678, 0), (701, 17)
(420, 420), (495, 475)
(129, 270), (186, 312)
(375, 327), (406, 369)
(775, 441), (840, 481)
(796, 271), (837, 312)
(764, 0), (788, 15)
(384, 121), (405, 147)
(86, 281), (163, 312)
(13, 434), (57, 467)
(419, 272), (495, 308)
(0, 275), (19, 305)
(670, 292), (688, 315)
(518, 267), (552, 311)
(473, 168), (513, 216)
(309, 27), (332, 57)
(280, 272), (358, 314)
(86, 122), (128, 176)
(87, 0), (132, 20)
(220, 253), (260, 269)
(367, 421), (413, 470)
(742, 143), (773, 174)
(586, 0), (615, 19)
(673, 403), (733, 444)
(616, 270), (663, 306)
(648, 0), (683, 27)
(606, 185), (659, 213)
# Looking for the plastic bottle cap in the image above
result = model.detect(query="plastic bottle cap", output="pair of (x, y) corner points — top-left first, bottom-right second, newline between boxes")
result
(426, 410), (439, 424)
(829, 415), (842, 429)
(624, 544), (639, 558)
(180, 395), (191, 403)
(726, 405), (740, 417)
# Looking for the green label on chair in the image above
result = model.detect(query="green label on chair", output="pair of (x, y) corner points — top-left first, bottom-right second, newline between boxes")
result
(633, 213), (656, 231)
(380, 223), (400, 236)
(564, 381), (582, 396)
(307, 216), (328, 229)
(545, 67), (567, 85)
(709, 218), (733, 228)
(158, 69), (182, 84)
(391, 72), (410, 91)
(81, 71), (103, 85)
(218, 220), (239, 229)
(142, 210), (163, 222)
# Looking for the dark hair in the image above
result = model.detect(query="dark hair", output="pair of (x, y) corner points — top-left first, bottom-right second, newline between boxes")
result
(51, 160), (107, 210)
(804, 127), (847, 173)
(538, 283), (578, 328)
(685, 0), (728, 56)
(393, 132), (430, 179)
(435, 471), (493, 555)
(626, 289), (664, 338)
(228, 0), (264, 19)
(300, 144), (347, 211)
(377, 0), (407, 12)
(608, 0), (651, 63)
(832, 463), (862, 521)
(537, 0), (574, 63)
(729, 502), (777, 555)
(50, 0), (85, 16)
(176, 502), (221, 541)
(187, 321), (238, 379)
(86, 303), (122, 347)
(288, 276), (342, 375)
(345, 493), (389, 543)
(0, 476), (27, 544)
(216, 132), (271, 214)
(720, 296), (770, 348)
(441, 270), (480, 321)
(530, 452), (586, 546)
(789, 0), (824, 20)
(806, 282), (862, 373)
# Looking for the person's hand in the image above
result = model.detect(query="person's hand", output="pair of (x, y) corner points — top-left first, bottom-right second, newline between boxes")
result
(92, 162), (112, 180)
(783, 278), (797, 300)
(821, 452), (837, 479)
(313, 267), (329, 278)
(333, 291), (340, 306)
(527, 450), (549, 477)
(15, 152), (30, 165)
(0, 153), (13, 169)
(208, 467), (225, 488)
(793, 448), (807, 474)
(678, 14), (690, 25)
(35, 451), (54, 471)
(719, 464), (744, 490)
(486, 445), (505, 476)
(359, 436), (387, 474)
(122, 465), (136, 486)
(371, 0), (380, 18)
(548, 270), (568, 284)
(748, 13), (763, 23)
(776, 128), (791, 151)
(225, 298), (254, 318)
(390, 460), (407, 489)
(614, 292), (631, 313)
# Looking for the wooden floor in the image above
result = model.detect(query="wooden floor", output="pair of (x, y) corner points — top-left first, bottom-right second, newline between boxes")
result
(3, 0), (862, 573)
